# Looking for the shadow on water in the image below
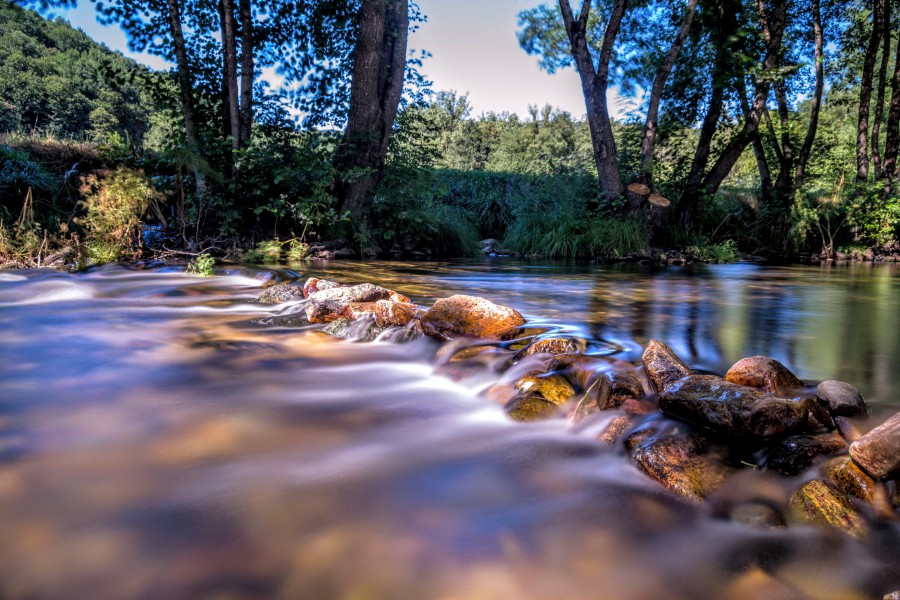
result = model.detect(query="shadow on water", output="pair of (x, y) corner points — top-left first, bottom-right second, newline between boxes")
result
(0, 260), (898, 599)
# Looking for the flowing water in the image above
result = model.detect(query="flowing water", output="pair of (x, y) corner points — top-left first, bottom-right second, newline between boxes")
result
(1, 260), (899, 600)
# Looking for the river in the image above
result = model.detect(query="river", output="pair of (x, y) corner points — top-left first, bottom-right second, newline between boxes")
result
(0, 260), (898, 599)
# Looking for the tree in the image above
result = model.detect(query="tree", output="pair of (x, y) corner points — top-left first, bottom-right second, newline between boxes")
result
(332, 0), (409, 225)
(856, 0), (885, 183)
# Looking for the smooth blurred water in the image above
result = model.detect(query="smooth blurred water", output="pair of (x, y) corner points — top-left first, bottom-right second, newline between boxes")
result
(0, 260), (898, 600)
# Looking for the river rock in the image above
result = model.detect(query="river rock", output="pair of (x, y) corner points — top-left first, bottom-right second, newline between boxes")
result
(789, 479), (868, 538)
(848, 411), (900, 479)
(547, 354), (612, 389)
(597, 414), (634, 445)
(835, 416), (864, 443)
(505, 395), (558, 421)
(624, 421), (730, 502)
(659, 375), (808, 439)
(421, 295), (525, 340)
(374, 299), (417, 327)
(520, 336), (587, 357)
(302, 277), (344, 298)
(766, 433), (847, 476)
(514, 373), (576, 405)
(728, 502), (786, 529)
(823, 457), (876, 502)
(305, 284), (394, 323)
(816, 380), (867, 417)
(798, 394), (835, 432)
(642, 340), (692, 393)
(724, 356), (804, 395)
(256, 284), (305, 304)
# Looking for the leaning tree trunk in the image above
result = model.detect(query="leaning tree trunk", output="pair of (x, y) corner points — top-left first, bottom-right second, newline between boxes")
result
(333, 0), (409, 224)
(881, 21), (900, 198)
(794, 0), (824, 190)
(559, 0), (627, 201)
(165, 0), (206, 212)
(639, 0), (698, 185)
(857, 0), (884, 183)
(239, 0), (253, 147)
(872, 0), (891, 179)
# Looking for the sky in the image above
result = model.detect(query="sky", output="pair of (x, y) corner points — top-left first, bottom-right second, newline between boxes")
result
(58, 0), (638, 120)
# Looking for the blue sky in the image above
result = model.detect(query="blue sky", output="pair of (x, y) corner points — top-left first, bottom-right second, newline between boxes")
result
(58, 0), (636, 120)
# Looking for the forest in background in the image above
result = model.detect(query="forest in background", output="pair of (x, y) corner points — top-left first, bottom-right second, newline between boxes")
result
(1, 0), (899, 267)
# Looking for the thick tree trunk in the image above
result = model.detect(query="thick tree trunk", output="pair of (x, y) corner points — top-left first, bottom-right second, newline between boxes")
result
(857, 0), (884, 183)
(220, 0), (241, 154)
(334, 0), (408, 223)
(881, 21), (900, 197)
(795, 0), (824, 189)
(239, 0), (253, 146)
(700, 0), (787, 196)
(165, 0), (206, 202)
(639, 0), (698, 184)
(559, 0), (626, 200)
(872, 0), (891, 179)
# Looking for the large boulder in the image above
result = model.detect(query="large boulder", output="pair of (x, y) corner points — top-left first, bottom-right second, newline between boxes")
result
(642, 340), (692, 393)
(848, 410), (900, 479)
(421, 295), (525, 340)
(816, 380), (868, 418)
(659, 375), (808, 439)
(305, 284), (394, 323)
(724, 356), (804, 396)
(374, 299), (417, 328)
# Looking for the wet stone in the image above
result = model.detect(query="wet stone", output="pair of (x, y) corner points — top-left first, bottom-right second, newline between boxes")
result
(789, 479), (868, 538)
(799, 395), (835, 432)
(823, 457), (876, 502)
(305, 284), (394, 323)
(505, 395), (558, 422)
(766, 433), (847, 477)
(520, 337), (587, 357)
(302, 277), (343, 298)
(547, 354), (611, 389)
(724, 356), (804, 396)
(597, 414), (634, 445)
(514, 374), (576, 405)
(848, 410), (900, 479)
(659, 375), (808, 439)
(255, 284), (304, 304)
(728, 502), (786, 529)
(816, 380), (867, 418)
(642, 340), (692, 393)
(835, 416), (864, 443)
(421, 295), (525, 341)
(624, 421), (730, 502)
(373, 299), (417, 328)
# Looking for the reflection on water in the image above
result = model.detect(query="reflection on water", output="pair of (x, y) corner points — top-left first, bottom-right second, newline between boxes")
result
(0, 261), (898, 599)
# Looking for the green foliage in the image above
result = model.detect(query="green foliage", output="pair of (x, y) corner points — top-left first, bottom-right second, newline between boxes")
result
(186, 252), (215, 276)
(241, 237), (310, 263)
(78, 166), (162, 263)
(685, 239), (740, 263)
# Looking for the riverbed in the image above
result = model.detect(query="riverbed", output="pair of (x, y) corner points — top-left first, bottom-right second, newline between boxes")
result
(0, 260), (898, 599)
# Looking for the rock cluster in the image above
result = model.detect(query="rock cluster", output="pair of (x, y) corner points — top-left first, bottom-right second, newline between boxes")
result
(254, 277), (900, 540)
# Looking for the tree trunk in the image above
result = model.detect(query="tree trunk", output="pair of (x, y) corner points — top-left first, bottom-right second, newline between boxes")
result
(165, 0), (206, 203)
(220, 0), (241, 154)
(773, 80), (794, 198)
(700, 0), (787, 196)
(872, 0), (891, 179)
(559, 0), (626, 201)
(333, 0), (409, 223)
(857, 0), (884, 184)
(881, 18), (900, 197)
(239, 0), (253, 146)
(639, 0), (698, 184)
(795, 0), (824, 189)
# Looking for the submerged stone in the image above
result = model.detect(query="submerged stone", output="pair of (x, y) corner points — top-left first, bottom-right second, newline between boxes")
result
(597, 414), (634, 445)
(848, 411), (900, 479)
(728, 502), (786, 529)
(624, 421), (730, 502)
(505, 395), (559, 421)
(514, 373), (576, 405)
(766, 433), (847, 476)
(421, 295), (525, 340)
(724, 356), (804, 396)
(816, 380), (868, 418)
(789, 479), (868, 538)
(256, 284), (304, 304)
(659, 375), (807, 439)
(642, 340), (692, 393)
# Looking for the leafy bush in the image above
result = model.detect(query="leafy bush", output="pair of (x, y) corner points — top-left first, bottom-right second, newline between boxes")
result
(186, 252), (215, 276)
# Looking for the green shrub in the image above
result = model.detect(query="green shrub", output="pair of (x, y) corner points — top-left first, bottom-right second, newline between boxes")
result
(186, 252), (215, 276)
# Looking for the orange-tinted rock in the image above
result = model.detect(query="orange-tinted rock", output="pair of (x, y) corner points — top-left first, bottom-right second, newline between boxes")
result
(514, 373), (576, 405)
(305, 284), (394, 323)
(520, 337), (587, 357)
(642, 340), (692, 393)
(598, 415), (634, 445)
(421, 295), (525, 340)
(823, 457), (876, 502)
(547, 354), (611, 389)
(789, 479), (868, 538)
(624, 421), (730, 502)
(389, 292), (411, 304)
(505, 395), (558, 421)
(659, 375), (808, 439)
(302, 277), (343, 298)
(374, 299), (417, 327)
(724, 356), (804, 395)
(766, 433), (847, 476)
(848, 410), (900, 479)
